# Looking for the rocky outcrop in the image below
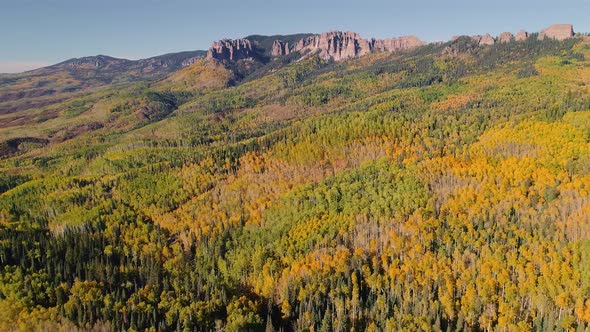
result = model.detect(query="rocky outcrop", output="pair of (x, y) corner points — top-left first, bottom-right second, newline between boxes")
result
(515, 30), (529, 41)
(373, 36), (426, 52)
(461, 34), (496, 46)
(205, 23), (575, 65)
(449, 24), (573, 46)
(293, 32), (365, 61)
(479, 34), (495, 46)
(539, 24), (574, 41)
(449, 24), (575, 46)
(271, 40), (290, 57)
(451, 34), (495, 46)
(498, 32), (514, 43)
(207, 39), (255, 61)
(291, 31), (425, 61)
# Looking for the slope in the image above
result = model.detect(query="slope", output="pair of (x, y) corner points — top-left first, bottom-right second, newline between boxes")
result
(0, 34), (589, 331)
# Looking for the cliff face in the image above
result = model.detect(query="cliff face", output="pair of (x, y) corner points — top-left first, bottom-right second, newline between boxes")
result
(205, 24), (575, 64)
(516, 30), (529, 41)
(208, 32), (425, 63)
(498, 32), (514, 43)
(271, 40), (290, 57)
(471, 34), (495, 46)
(291, 31), (425, 61)
(539, 24), (574, 40)
(207, 39), (255, 61)
(450, 23), (574, 47)
(374, 36), (426, 52)
(292, 32), (365, 61)
(451, 34), (497, 46)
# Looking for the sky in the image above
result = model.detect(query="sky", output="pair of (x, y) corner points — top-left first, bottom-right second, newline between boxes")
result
(1, 0), (589, 73)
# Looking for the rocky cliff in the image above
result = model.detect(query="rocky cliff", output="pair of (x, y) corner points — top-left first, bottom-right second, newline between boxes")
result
(373, 36), (426, 52)
(207, 39), (256, 61)
(452, 34), (496, 46)
(498, 32), (514, 43)
(271, 40), (290, 57)
(472, 34), (496, 46)
(290, 31), (425, 61)
(208, 31), (425, 63)
(515, 30), (529, 41)
(539, 24), (574, 40)
(449, 23), (574, 47)
(292, 32), (366, 61)
(205, 24), (576, 63)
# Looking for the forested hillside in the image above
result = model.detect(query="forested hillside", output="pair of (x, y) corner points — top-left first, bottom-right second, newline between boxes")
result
(1, 34), (590, 331)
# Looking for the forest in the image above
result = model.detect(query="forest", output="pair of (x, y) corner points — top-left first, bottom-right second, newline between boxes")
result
(1, 34), (590, 331)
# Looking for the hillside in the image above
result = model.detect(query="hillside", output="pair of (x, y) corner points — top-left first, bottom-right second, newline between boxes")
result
(1, 27), (590, 331)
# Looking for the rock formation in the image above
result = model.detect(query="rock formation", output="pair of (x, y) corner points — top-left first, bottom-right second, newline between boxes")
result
(205, 24), (575, 65)
(466, 34), (495, 46)
(292, 32), (367, 61)
(291, 31), (425, 61)
(498, 32), (514, 43)
(451, 34), (494, 46)
(479, 34), (495, 46)
(515, 30), (529, 41)
(539, 24), (574, 40)
(205, 32), (426, 63)
(207, 39), (255, 61)
(373, 36), (426, 52)
(271, 40), (290, 57)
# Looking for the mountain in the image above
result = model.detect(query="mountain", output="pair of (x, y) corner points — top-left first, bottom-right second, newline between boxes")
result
(206, 31), (425, 62)
(0, 50), (206, 118)
(246, 33), (315, 56)
(540, 23), (575, 40)
(48, 50), (208, 74)
(0, 23), (589, 331)
(206, 34), (315, 61)
(204, 24), (575, 64)
(288, 31), (425, 61)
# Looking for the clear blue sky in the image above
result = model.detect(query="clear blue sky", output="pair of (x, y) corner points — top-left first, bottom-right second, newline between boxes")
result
(1, 0), (589, 73)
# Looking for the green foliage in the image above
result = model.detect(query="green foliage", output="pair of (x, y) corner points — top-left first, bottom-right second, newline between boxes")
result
(197, 89), (256, 114)
(65, 99), (92, 118)
(297, 84), (355, 106)
(0, 174), (30, 194)
(225, 296), (263, 331)
(276, 57), (324, 88)
(517, 64), (539, 78)
(0, 35), (590, 331)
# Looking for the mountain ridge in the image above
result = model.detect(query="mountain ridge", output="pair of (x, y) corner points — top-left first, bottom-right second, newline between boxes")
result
(0, 24), (579, 118)
(1, 23), (577, 76)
